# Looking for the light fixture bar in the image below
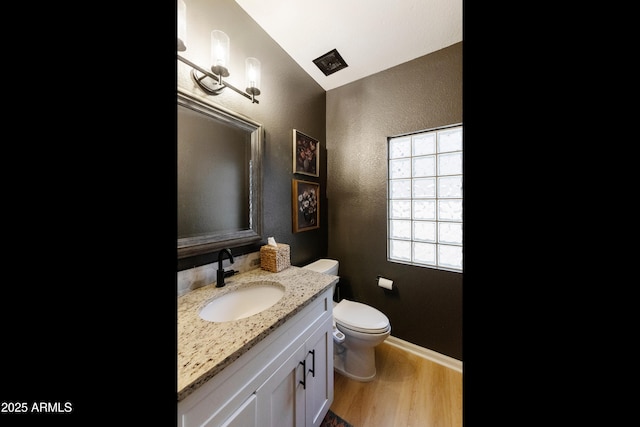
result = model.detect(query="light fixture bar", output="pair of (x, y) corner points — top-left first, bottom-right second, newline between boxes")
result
(177, 54), (259, 104)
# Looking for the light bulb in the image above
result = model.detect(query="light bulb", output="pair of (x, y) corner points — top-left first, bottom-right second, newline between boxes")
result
(210, 30), (230, 77)
(177, 0), (187, 51)
(245, 57), (261, 95)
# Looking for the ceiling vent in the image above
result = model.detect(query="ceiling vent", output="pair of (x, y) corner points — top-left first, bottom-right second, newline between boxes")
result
(312, 49), (348, 76)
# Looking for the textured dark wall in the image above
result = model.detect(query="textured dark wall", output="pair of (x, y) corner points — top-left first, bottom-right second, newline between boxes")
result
(326, 43), (463, 360)
(177, 0), (327, 270)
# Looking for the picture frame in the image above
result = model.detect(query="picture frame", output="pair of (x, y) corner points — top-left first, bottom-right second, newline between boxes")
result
(292, 179), (320, 233)
(293, 129), (319, 177)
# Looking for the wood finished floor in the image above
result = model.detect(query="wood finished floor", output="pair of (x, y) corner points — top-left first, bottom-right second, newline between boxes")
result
(329, 342), (462, 427)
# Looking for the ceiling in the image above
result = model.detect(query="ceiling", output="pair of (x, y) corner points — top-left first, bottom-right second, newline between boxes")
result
(233, 0), (463, 91)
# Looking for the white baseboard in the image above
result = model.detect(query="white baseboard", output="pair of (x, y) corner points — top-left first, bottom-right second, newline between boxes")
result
(384, 336), (463, 373)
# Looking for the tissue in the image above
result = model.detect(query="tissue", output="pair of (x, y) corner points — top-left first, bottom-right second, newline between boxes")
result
(267, 236), (277, 247)
(377, 277), (393, 290)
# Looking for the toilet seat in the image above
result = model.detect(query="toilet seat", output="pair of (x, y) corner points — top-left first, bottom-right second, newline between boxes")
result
(333, 299), (390, 334)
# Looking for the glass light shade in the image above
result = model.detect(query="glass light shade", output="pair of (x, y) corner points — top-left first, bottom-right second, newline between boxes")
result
(210, 30), (230, 77)
(177, 0), (187, 51)
(245, 57), (261, 95)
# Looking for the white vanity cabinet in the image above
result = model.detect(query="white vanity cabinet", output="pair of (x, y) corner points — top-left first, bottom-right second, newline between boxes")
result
(178, 288), (334, 427)
(218, 394), (256, 427)
(256, 315), (333, 427)
(304, 317), (333, 427)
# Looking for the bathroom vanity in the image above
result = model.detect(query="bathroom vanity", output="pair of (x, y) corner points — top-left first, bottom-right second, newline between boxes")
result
(178, 266), (338, 427)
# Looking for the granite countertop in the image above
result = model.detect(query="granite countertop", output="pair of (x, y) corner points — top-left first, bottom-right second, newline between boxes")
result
(177, 266), (338, 402)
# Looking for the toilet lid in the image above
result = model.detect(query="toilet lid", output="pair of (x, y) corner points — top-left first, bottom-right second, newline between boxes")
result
(303, 259), (338, 274)
(333, 299), (390, 334)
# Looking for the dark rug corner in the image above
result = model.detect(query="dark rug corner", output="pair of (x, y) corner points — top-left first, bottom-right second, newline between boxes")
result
(321, 409), (354, 427)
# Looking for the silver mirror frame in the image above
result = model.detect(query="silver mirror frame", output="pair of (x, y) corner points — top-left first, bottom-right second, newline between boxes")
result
(177, 88), (263, 259)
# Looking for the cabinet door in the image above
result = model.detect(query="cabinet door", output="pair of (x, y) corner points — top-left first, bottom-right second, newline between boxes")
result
(256, 344), (306, 427)
(305, 317), (334, 427)
(219, 394), (256, 427)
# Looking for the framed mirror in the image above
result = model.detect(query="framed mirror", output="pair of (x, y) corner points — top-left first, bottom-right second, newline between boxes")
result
(177, 88), (263, 259)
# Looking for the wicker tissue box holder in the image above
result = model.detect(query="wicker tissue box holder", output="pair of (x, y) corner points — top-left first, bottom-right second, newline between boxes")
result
(260, 243), (291, 272)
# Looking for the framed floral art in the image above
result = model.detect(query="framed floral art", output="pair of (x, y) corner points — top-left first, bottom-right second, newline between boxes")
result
(293, 129), (319, 177)
(292, 179), (320, 232)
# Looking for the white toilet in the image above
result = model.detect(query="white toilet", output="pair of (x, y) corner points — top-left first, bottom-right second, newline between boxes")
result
(302, 259), (391, 382)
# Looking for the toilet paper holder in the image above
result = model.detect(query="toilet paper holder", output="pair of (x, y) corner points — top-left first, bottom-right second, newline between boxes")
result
(376, 275), (394, 290)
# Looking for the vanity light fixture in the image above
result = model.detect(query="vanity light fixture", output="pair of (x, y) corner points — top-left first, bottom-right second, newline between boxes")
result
(176, 1), (261, 104)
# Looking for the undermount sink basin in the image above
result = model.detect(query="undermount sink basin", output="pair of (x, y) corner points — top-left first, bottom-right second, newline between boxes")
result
(199, 281), (285, 322)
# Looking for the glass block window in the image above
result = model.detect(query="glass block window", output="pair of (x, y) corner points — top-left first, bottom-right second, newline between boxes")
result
(388, 125), (462, 272)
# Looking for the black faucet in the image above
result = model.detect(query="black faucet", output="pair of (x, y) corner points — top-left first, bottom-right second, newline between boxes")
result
(216, 248), (234, 287)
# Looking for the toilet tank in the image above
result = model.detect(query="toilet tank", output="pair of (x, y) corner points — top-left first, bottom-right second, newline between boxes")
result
(303, 259), (339, 301)
(303, 259), (339, 276)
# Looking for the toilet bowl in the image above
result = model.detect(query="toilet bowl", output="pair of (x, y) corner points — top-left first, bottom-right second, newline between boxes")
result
(302, 259), (391, 382)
